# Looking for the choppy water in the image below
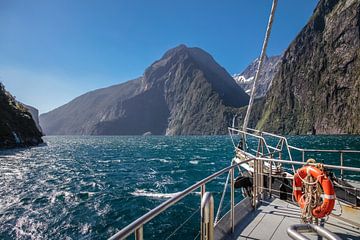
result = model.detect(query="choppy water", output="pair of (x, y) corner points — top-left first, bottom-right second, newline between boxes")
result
(0, 135), (359, 240)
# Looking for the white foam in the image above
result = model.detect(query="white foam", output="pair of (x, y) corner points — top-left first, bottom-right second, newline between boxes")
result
(80, 223), (91, 234)
(131, 189), (180, 199)
(159, 159), (170, 163)
(189, 160), (199, 165)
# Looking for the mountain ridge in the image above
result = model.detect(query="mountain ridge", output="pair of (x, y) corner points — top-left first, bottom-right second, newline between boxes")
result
(40, 45), (250, 135)
(233, 55), (281, 97)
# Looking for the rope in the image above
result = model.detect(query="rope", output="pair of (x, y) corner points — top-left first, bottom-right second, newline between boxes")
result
(242, 0), (278, 131)
(165, 208), (200, 240)
(297, 167), (323, 223)
(331, 197), (343, 217)
(215, 171), (230, 224)
(297, 171), (324, 185)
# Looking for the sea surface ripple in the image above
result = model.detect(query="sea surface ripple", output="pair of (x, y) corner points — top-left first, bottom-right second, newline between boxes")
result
(0, 135), (359, 239)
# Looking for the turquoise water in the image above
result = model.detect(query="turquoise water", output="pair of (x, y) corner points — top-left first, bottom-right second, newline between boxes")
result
(0, 135), (359, 239)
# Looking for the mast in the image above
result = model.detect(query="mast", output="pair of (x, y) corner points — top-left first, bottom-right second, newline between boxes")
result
(242, 0), (278, 131)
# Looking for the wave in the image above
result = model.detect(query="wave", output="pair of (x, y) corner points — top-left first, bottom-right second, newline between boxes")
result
(159, 159), (171, 163)
(131, 189), (180, 199)
(189, 160), (199, 165)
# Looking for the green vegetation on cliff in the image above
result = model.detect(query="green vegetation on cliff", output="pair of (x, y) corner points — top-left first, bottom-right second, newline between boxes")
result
(257, 0), (360, 134)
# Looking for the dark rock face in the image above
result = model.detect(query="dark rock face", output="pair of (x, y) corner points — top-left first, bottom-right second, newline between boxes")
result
(233, 55), (281, 97)
(0, 83), (43, 148)
(40, 45), (249, 135)
(257, 0), (360, 134)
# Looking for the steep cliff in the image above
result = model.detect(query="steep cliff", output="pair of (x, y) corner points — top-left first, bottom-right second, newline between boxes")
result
(0, 83), (43, 148)
(233, 55), (281, 97)
(257, 0), (360, 134)
(40, 45), (249, 135)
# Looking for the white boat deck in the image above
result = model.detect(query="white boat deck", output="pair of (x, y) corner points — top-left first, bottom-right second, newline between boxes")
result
(228, 198), (360, 240)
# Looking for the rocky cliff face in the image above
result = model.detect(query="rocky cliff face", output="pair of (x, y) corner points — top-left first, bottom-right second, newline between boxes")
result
(40, 45), (249, 135)
(233, 55), (281, 97)
(257, 0), (360, 134)
(0, 83), (43, 148)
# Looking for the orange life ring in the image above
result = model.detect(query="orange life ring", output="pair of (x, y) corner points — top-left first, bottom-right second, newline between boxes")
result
(293, 166), (335, 218)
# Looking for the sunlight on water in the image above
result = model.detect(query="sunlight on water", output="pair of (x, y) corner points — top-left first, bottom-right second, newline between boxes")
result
(0, 135), (359, 239)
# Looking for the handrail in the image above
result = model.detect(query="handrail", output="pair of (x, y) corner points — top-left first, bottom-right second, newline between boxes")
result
(230, 127), (294, 173)
(288, 146), (360, 154)
(287, 224), (341, 240)
(238, 127), (360, 154)
(108, 158), (253, 240)
(109, 156), (360, 240)
(229, 127), (360, 177)
(201, 192), (214, 240)
(256, 157), (360, 172)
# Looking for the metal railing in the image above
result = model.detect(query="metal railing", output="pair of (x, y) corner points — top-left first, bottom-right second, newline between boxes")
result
(109, 128), (360, 240)
(108, 158), (252, 240)
(287, 224), (341, 240)
(288, 146), (360, 178)
(229, 127), (360, 179)
(108, 154), (360, 240)
(201, 192), (214, 240)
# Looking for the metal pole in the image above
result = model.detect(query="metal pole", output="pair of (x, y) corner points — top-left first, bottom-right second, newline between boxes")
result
(201, 192), (214, 240)
(302, 151), (305, 162)
(269, 160), (273, 197)
(242, 0), (278, 131)
(200, 184), (206, 238)
(260, 140), (264, 199)
(340, 152), (344, 179)
(253, 159), (258, 208)
(287, 224), (341, 240)
(135, 226), (143, 240)
(201, 185), (206, 198)
(230, 168), (235, 233)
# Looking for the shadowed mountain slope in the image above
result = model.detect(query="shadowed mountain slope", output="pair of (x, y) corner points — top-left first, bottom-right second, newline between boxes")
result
(40, 45), (250, 135)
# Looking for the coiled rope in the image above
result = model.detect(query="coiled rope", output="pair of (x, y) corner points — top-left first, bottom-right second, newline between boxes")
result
(297, 160), (324, 223)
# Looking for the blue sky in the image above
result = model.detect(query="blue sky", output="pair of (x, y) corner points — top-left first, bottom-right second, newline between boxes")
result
(0, 0), (318, 113)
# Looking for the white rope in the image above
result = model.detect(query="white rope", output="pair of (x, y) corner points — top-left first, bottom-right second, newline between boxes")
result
(298, 171), (323, 223)
(297, 171), (324, 185)
(243, 0), (278, 131)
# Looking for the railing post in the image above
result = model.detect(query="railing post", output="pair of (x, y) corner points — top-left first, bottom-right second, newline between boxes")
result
(260, 141), (265, 199)
(230, 168), (235, 233)
(135, 226), (143, 240)
(302, 151), (305, 162)
(269, 160), (272, 197)
(201, 184), (206, 198)
(201, 192), (214, 240)
(340, 152), (344, 179)
(253, 159), (258, 208)
(200, 184), (206, 238)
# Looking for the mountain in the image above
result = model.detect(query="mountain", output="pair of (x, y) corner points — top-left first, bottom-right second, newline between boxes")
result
(0, 83), (43, 148)
(40, 45), (250, 135)
(233, 55), (281, 97)
(257, 0), (360, 134)
(23, 104), (43, 133)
